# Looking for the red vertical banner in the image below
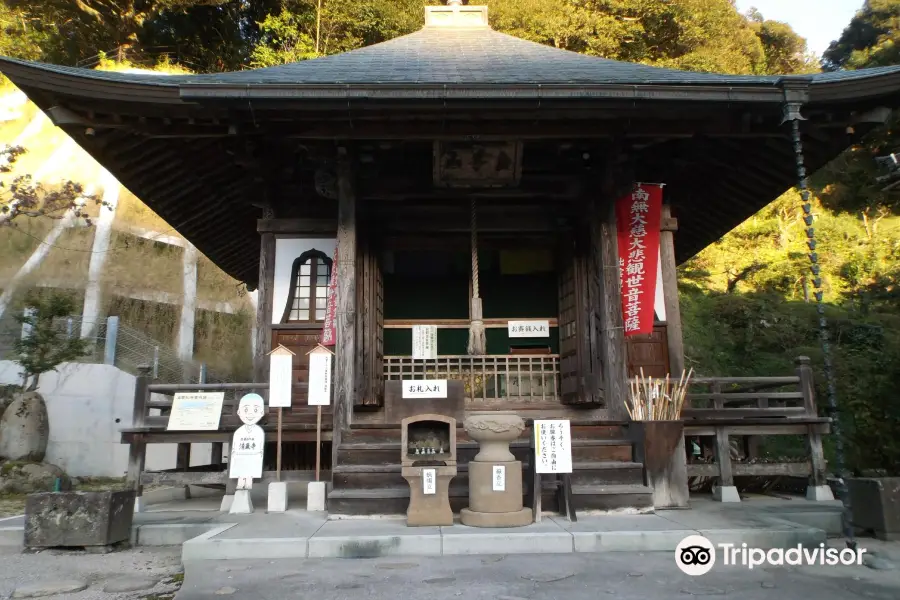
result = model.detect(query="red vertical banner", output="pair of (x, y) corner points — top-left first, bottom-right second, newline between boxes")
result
(616, 184), (664, 337)
(320, 246), (339, 346)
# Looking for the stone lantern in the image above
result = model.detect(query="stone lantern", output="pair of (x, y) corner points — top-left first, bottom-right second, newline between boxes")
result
(460, 412), (532, 527)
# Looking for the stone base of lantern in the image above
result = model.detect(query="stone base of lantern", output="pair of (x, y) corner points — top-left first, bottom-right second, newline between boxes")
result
(460, 507), (532, 528)
(402, 465), (456, 526)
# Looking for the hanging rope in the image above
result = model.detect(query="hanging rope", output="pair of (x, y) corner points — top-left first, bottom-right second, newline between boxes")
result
(467, 196), (486, 355)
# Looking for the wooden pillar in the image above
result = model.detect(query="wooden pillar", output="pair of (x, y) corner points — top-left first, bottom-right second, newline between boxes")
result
(597, 196), (629, 421)
(253, 232), (276, 383)
(127, 366), (150, 504)
(797, 356), (828, 489)
(333, 148), (357, 469)
(660, 205), (685, 376)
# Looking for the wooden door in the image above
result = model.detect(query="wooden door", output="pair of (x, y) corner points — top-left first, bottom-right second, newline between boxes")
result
(557, 235), (601, 405)
(625, 324), (670, 379)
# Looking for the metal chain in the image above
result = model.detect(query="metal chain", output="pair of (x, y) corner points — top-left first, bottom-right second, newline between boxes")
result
(789, 114), (856, 549)
(471, 197), (480, 299)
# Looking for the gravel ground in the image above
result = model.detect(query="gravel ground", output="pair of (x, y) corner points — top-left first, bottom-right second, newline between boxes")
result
(0, 546), (183, 600)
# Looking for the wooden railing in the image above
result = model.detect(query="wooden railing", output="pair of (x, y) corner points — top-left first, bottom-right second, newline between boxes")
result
(383, 355), (560, 404)
(681, 357), (832, 499)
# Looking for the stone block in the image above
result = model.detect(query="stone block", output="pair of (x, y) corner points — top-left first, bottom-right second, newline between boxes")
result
(229, 489), (253, 514)
(468, 461), (522, 514)
(712, 485), (741, 502)
(848, 477), (900, 540)
(402, 466), (455, 526)
(307, 481), (326, 512)
(24, 490), (135, 548)
(805, 485), (835, 502)
(268, 482), (287, 513)
(442, 531), (572, 555)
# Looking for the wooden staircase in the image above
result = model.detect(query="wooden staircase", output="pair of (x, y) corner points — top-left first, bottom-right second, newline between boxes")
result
(328, 423), (653, 515)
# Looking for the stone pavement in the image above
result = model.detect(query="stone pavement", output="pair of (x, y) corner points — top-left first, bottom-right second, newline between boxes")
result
(174, 546), (900, 600)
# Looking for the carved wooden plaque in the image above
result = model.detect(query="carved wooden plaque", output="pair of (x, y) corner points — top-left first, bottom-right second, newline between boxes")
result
(433, 141), (522, 188)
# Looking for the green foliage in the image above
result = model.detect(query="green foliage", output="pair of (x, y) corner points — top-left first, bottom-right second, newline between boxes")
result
(12, 291), (89, 390)
(823, 0), (900, 70)
(680, 287), (900, 474)
(814, 1), (900, 216)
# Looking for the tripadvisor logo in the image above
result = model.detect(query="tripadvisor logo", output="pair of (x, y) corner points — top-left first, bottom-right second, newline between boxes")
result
(675, 535), (867, 576)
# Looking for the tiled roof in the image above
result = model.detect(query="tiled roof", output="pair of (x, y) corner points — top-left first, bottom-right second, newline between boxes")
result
(3, 26), (900, 89)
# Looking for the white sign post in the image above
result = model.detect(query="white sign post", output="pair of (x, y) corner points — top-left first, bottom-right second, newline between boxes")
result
(508, 320), (551, 338)
(531, 419), (576, 523)
(306, 344), (334, 512)
(268, 345), (295, 483)
(401, 379), (448, 399)
(166, 392), (225, 431)
(412, 325), (438, 359)
(534, 420), (573, 474)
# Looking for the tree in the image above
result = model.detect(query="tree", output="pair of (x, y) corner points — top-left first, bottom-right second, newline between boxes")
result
(1, 145), (103, 227)
(822, 0), (900, 71)
(813, 0), (900, 215)
(752, 18), (818, 74)
(13, 292), (89, 391)
(4, 0), (238, 65)
(249, 0), (427, 67)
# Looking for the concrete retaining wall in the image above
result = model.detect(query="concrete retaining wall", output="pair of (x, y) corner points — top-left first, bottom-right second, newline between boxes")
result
(0, 361), (213, 477)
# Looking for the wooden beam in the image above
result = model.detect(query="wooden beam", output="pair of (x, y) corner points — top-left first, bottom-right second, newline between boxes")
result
(333, 148), (358, 469)
(660, 204), (685, 377)
(257, 219), (337, 235)
(254, 232), (276, 383)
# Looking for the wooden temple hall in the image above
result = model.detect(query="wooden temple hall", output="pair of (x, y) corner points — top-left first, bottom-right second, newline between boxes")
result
(4, 2), (900, 514)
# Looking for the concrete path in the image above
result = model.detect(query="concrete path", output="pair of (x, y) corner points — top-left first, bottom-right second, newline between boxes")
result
(179, 496), (843, 561)
(175, 545), (900, 600)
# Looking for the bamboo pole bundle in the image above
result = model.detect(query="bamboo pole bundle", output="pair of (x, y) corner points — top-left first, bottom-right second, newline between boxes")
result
(624, 368), (694, 421)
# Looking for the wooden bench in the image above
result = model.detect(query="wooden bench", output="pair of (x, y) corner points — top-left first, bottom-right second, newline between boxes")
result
(682, 357), (833, 502)
(122, 367), (327, 501)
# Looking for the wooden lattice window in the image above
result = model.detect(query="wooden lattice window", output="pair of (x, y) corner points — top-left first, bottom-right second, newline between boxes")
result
(281, 250), (332, 323)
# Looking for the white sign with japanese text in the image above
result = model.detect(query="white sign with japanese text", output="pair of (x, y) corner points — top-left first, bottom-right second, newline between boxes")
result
(308, 350), (333, 406)
(401, 379), (448, 399)
(166, 392), (225, 431)
(229, 424), (264, 479)
(423, 468), (436, 495)
(268, 350), (293, 408)
(534, 420), (573, 474)
(492, 465), (506, 492)
(412, 325), (438, 359)
(508, 320), (551, 338)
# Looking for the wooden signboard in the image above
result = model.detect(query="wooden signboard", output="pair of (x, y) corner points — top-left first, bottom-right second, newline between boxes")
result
(307, 344), (335, 482)
(268, 345), (294, 408)
(308, 349), (333, 406)
(534, 420), (573, 474)
(402, 379), (448, 399)
(508, 320), (551, 338)
(530, 419), (576, 523)
(268, 345), (296, 480)
(412, 325), (438, 359)
(166, 392), (225, 431)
